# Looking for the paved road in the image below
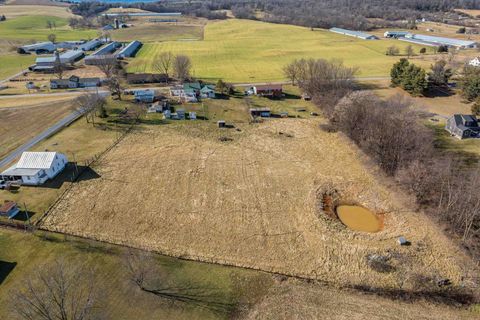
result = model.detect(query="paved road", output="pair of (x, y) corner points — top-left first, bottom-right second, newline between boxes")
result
(0, 111), (84, 169)
(0, 89), (109, 100)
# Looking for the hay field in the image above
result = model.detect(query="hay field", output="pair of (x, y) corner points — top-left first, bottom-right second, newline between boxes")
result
(127, 19), (430, 82)
(42, 119), (477, 290)
(0, 5), (73, 19)
(111, 24), (204, 42)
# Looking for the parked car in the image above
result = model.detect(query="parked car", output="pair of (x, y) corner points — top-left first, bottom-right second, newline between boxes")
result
(0, 180), (6, 190)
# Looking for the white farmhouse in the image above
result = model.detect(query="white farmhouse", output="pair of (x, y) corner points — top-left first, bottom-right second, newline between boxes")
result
(469, 57), (480, 67)
(0, 152), (68, 185)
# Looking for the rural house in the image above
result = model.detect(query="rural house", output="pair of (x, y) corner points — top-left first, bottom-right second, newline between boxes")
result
(50, 75), (100, 89)
(0, 152), (68, 186)
(469, 57), (480, 67)
(134, 89), (155, 103)
(0, 201), (19, 219)
(445, 114), (480, 139)
(170, 82), (216, 102)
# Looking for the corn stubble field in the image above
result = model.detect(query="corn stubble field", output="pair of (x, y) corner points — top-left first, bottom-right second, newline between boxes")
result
(42, 118), (476, 291)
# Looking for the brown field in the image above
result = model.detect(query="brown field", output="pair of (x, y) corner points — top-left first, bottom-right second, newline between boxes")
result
(0, 4), (73, 18)
(366, 79), (473, 117)
(42, 118), (478, 291)
(0, 98), (73, 160)
(246, 279), (480, 320)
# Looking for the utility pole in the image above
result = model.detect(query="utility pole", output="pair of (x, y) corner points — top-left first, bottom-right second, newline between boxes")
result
(23, 202), (30, 232)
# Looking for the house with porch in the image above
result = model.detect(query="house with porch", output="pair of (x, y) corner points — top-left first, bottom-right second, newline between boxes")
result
(0, 152), (68, 186)
(445, 114), (480, 139)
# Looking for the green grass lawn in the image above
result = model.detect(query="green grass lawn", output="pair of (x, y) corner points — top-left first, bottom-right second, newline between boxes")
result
(0, 15), (97, 41)
(0, 54), (34, 79)
(0, 229), (272, 319)
(127, 19), (429, 82)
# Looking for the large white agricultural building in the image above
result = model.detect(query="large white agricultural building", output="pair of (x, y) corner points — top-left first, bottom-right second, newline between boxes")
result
(384, 31), (477, 49)
(329, 27), (378, 40)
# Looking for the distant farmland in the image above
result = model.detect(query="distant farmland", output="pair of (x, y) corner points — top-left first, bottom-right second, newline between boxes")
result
(0, 15), (97, 41)
(127, 19), (428, 82)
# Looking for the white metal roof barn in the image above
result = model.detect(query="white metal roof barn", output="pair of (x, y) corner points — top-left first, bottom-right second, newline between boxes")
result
(329, 27), (378, 40)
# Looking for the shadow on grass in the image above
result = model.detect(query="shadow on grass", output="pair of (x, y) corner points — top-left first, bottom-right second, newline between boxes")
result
(351, 284), (477, 306)
(423, 86), (454, 98)
(142, 285), (238, 315)
(36, 232), (118, 255)
(11, 211), (35, 222)
(430, 124), (480, 165)
(35, 164), (101, 190)
(0, 261), (16, 285)
(283, 92), (301, 100)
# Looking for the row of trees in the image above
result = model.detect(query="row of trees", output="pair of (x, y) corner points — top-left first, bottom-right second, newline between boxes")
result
(152, 52), (192, 83)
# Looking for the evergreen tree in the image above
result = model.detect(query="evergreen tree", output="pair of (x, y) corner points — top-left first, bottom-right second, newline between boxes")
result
(390, 58), (409, 87)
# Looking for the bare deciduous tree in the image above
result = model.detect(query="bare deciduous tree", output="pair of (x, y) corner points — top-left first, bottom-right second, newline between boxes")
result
(173, 54), (192, 82)
(95, 56), (118, 78)
(106, 76), (123, 100)
(152, 52), (173, 83)
(73, 93), (106, 126)
(405, 45), (414, 58)
(11, 259), (99, 320)
(47, 33), (56, 44)
(283, 59), (301, 85)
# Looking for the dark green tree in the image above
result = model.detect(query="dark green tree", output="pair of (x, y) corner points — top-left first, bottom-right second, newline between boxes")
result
(390, 58), (409, 87)
(460, 67), (480, 101)
(472, 99), (480, 116)
(401, 64), (427, 96)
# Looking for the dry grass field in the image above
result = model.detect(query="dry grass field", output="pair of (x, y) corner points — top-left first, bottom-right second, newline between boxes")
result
(0, 4), (73, 19)
(42, 117), (478, 291)
(0, 98), (73, 160)
(245, 279), (480, 320)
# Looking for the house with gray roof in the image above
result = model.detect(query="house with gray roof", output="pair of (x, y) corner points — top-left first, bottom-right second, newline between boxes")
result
(50, 75), (100, 89)
(445, 114), (480, 139)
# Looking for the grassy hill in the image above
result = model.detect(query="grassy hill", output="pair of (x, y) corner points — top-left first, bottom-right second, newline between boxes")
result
(127, 19), (429, 82)
(0, 15), (97, 41)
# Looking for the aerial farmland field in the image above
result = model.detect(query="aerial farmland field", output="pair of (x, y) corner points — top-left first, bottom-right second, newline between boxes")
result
(42, 115), (474, 292)
(127, 19), (428, 82)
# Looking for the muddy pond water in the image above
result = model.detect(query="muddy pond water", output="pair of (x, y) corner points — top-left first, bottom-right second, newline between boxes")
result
(336, 205), (382, 233)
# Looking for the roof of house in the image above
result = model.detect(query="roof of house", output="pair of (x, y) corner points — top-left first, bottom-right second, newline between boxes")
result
(0, 201), (17, 214)
(200, 85), (215, 92)
(17, 152), (60, 169)
(451, 114), (480, 132)
(183, 82), (202, 90)
(1, 166), (41, 176)
(50, 79), (71, 85)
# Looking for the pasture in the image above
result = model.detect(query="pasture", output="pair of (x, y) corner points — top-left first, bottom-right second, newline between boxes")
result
(111, 24), (204, 42)
(0, 54), (34, 79)
(41, 93), (476, 292)
(0, 15), (97, 41)
(128, 19), (430, 82)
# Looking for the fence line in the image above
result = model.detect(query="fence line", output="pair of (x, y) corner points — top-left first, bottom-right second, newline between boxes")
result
(35, 124), (136, 227)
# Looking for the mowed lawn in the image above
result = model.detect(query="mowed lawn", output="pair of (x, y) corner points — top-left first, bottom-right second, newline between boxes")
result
(128, 19), (427, 82)
(0, 15), (97, 41)
(0, 229), (271, 319)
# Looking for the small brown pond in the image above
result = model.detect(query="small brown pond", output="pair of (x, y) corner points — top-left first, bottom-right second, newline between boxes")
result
(336, 205), (382, 233)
